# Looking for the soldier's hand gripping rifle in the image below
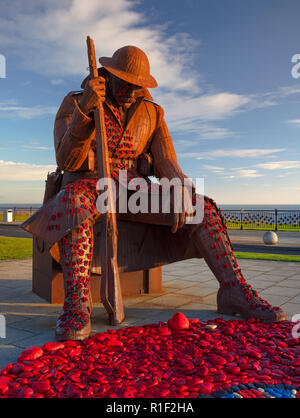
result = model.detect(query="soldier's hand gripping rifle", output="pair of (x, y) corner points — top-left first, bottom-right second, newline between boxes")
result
(86, 36), (125, 325)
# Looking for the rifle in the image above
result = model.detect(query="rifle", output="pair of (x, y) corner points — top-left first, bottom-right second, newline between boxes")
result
(86, 36), (124, 325)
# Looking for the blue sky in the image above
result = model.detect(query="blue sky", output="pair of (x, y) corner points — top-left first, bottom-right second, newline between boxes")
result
(0, 0), (300, 204)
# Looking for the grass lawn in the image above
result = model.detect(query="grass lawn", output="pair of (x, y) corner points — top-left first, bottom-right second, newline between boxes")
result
(227, 224), (300, 231)
(235, 251), (300, 262)
(0, 236), (299, 263)
(0, 236), (33, 260)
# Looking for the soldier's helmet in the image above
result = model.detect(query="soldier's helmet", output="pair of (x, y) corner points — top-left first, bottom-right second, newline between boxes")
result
(99, 46), (157, 88)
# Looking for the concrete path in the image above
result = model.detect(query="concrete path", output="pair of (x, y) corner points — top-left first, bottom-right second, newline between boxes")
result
(229, 230), (300, 255)
(229, 229), (300, 246)
(0, 257), (299, 368)
(0, 223), (31, 238)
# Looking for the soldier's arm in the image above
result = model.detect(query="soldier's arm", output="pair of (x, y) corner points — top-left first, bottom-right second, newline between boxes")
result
(150, 105), (187, 182)
(150, 105), (195, 230)
(54, 92), (95, 171)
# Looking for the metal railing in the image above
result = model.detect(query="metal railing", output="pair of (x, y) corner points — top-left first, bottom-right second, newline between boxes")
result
(222, 209), (300, 231)
(0, 207), (39, 222)
(1, 206), (300, 231)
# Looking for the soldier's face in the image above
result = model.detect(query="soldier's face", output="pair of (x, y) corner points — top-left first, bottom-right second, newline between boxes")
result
(109, 74), (143, 109)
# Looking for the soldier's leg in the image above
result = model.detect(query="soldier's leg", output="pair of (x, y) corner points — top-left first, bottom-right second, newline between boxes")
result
(190, 197), (286, 323)
(55, 220), (94, 341)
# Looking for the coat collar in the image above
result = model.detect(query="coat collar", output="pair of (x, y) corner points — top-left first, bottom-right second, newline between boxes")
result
(104, 94), (145, 132)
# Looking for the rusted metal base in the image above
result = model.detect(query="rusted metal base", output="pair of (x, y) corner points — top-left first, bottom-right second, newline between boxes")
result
(32, 236), (162, 304)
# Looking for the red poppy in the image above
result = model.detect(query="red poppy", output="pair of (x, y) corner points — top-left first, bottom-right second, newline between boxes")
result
(222, 264), (229, 270)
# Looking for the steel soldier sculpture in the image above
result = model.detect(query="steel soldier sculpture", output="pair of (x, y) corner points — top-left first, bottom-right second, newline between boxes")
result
(22, 44), (286, 341)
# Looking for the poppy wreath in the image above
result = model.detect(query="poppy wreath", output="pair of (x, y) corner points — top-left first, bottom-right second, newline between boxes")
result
(0, 314), (299, 398)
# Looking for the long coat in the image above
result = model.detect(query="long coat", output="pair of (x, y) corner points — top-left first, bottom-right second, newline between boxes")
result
(22, 71), (211, 272)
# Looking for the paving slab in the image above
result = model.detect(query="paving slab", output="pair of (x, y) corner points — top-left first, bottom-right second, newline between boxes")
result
(279, 303), (300, 320)
(260, 286), (300, 298)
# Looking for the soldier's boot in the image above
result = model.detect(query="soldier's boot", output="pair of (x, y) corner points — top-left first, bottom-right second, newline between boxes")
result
(55, 221), (93, 341)
(192, 197), (286, 324)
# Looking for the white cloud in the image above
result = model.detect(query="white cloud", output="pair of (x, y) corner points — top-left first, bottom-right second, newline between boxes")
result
(159, 91), (250, 137)
(227, 169), (263, 179)
(174, 123), (238, 140)
(254, 85), (300, 107)
(286, 186), (300, 191)
(203, 165), (262, 179)
(286, 119), (300, 126)
(256, 161), (300, 170)
(279, 86), (300, 96)
(0, 0), (264, 134)
(196, 125), (237, 140)
(277, 172), (294, 178)
(51, 79), (64, 85)
(203, 165), (225, 172)
(2, 0), (300, 136)
(160, 92), (251, 122)
(0, 160), (56, 181)
(0, 0), (199, 93)
(23, 145), (52, 150)
(179, 148), (285, 160)
(0, 101), (57, 119)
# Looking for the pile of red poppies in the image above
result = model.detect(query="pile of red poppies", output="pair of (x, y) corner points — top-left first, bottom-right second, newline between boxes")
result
(0, 313), (299, 398)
